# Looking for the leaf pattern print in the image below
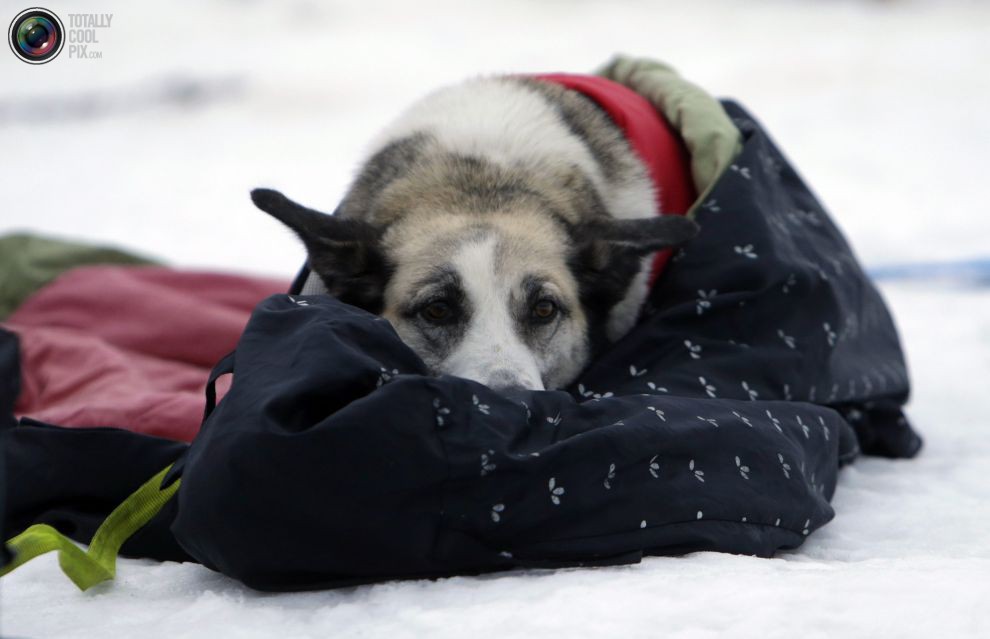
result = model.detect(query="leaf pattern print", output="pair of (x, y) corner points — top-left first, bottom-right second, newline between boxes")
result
(697, 415), (719, 428)
(603, 463), (616, 490)
(777, 329), (796, 349)
(766, 410), (783, 434)
(490, 503), (505, 523)
(480, 450), (496, 476)
(729, 164), (752, 179)
(735, 456), (750, 480)
(741, 381), (759, 401)
(376, 367), (399, 388)
(577, 384), (613, 400)
(777, 453), (792, 479)
(472, 394), (490, 415)
(732, 411), (753, 428)
(433, 398), (451, 427)
(696, 289), (717, 315)
(689, 459), (705, 483)
(787, 209), (822, 227)
(684, 340), (702, 360)
(699, 376), (717, 398)
(823, 322), (837, 347)
(701, 198), (721, 212)
(646, 406), (666, 421)
(760, 151), (782, 176)
(734, 244), (758, 259)
(827, 383), (840, 403)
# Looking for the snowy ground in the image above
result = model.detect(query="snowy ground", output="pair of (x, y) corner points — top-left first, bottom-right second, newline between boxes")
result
(5, 283), (990, 639)
(2, 0), (990, 637)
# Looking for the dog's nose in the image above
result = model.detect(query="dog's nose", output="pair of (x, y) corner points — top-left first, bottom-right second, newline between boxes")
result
(487, 369), (541, 392)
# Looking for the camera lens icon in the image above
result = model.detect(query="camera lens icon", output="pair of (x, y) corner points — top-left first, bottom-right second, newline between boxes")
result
(9, 8), (64, 64)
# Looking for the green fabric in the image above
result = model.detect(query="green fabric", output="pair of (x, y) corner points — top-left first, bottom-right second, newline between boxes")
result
(0, 465), (179, 591)
(0, 233), (158, 320)
(597, 55), (743, 212)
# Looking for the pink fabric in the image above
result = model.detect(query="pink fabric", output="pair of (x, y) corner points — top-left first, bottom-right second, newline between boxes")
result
(3, 266), (288, 442)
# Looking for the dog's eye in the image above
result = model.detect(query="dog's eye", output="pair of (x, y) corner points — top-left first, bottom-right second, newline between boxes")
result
(531, 299), (558, 322)
(421, 301), (453, 323)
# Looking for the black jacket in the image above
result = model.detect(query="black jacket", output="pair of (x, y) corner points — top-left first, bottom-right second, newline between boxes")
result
(1, 102), (921, 591)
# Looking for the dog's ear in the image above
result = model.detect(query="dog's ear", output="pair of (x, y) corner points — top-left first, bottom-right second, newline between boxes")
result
(251, 188), (389, 311)
(570, 215), (699, 349)
(572, 215), (699, 271)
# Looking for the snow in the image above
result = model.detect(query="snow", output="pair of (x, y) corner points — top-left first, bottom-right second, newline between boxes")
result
(2, 0), (990, 637)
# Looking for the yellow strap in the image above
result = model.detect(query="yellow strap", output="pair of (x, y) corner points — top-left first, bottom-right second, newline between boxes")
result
(1, 464), (180, 590)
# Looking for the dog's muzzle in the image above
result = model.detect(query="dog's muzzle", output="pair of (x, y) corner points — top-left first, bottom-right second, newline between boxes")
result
(485, 368), (544, 392)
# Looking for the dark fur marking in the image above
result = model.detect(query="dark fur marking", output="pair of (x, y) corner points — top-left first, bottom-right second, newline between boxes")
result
(404, 266), (462, 313)
(338, 133), (430, 219)
(402, 267), (470, 360)
(518, 78), (627, 182)
(442, 154), (547, 212)
(511, 275), (569, 354)
(436, 152), (611, 229)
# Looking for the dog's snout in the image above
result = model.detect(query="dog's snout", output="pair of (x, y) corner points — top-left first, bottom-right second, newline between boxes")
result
(487, 369), (541, 392)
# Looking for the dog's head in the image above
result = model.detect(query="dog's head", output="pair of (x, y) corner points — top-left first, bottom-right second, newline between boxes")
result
(253, 188), (696, 391)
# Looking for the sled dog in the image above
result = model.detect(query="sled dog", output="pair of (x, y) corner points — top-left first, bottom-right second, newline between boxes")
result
(252, 76), (697, 391)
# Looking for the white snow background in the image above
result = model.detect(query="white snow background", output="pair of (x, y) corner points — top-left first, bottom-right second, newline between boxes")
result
(1, 0), (989, 637)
